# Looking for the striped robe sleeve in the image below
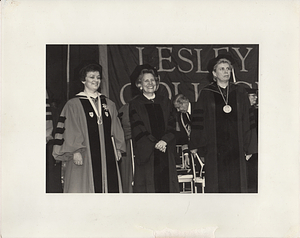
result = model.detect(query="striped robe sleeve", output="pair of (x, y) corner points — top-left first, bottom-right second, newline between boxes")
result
(46, 91), (53, 141)
(129, 102), (157, 165)
(189, 93), (207, 155)
(52, 100), (87, 162)
(160, 99), (176, 144)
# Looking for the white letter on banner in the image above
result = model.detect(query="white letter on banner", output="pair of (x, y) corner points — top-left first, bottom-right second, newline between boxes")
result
(231, 47), (253, 72)
(136, 47), (144, 65)
(195, 48), (208, 73)
(159, 82), (172, 99)
(178, 48), (193, 73)
(156, 47), (175, 72)
(191, 83), (200, 101)
(172, 82), (180, 95)
(213, 47), (229, 57)
(119, 83), (131, 105)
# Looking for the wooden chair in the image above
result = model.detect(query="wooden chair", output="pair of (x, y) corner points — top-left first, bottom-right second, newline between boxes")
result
(176, 145), (194, 193)
(190, 152), (205, 193)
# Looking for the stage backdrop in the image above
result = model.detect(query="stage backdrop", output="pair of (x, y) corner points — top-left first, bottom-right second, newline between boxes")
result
(46, 44), (258, 110)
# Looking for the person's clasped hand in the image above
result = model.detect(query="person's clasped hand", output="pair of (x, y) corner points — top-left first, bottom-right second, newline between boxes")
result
(73, 152), (83, 166)
(155, 140), (167, 153)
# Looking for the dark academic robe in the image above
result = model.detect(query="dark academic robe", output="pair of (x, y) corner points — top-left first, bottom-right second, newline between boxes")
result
(175, 102), (196, 150)
(118, 103), (134, 193)
(46, 91), (62, 193)
(246, 105), (258, 192)
(189, 82), (256, 193)
(53, 92), (126, 193)
(129, 94), (180, 193)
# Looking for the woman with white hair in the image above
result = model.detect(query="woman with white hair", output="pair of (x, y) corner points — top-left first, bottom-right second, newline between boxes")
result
(189, 54), (257, 193)
(129, 67), (179, 193)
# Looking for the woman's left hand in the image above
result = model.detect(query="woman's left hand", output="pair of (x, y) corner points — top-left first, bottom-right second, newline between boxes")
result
(155, 140), (167, 153)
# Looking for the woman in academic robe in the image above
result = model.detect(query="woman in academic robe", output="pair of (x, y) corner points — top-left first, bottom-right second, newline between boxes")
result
(129, 67), (179, 193)
(189, 54), (257, 193)
(52, 63), (126, 193)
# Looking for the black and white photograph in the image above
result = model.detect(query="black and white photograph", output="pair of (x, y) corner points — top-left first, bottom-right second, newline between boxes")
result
(46, 44), (259, 194)
(2, 1), (300, 238)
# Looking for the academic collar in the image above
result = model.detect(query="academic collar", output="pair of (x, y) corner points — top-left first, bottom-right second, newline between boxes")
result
(77, 91), (101, 99)
(77, 91), (102, 124)
(217, 82), (229, 89)
(143, 93), (156, 101)
(205, 82), (235, 94)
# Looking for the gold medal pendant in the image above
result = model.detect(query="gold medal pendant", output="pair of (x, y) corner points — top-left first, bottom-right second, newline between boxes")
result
(223, 105), (232, 113)
(217, 84), (231, 114)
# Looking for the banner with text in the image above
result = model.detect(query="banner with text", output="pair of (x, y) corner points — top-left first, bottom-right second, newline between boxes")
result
(107, 44), (259, 109)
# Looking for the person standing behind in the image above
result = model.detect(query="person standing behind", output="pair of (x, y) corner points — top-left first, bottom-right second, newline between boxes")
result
(246, 88), (258, 192)
(173, 94), (194, 168)
(129, 67), (179, 193)
(189, 54), (257, 193)
(53, 63), (126, 193)
(46, 90), (63, 193)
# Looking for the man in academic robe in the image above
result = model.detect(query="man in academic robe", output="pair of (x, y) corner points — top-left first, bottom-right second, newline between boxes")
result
(173, 94), (202, 167)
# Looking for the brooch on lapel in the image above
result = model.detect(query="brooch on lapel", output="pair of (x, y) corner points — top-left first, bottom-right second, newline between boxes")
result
(89, 112), (94, 118)
(102, 104), (109, 117)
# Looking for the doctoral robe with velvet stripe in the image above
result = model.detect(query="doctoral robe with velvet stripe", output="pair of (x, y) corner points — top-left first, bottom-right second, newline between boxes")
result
(189, 82), (256, 193)
(52, 93), (126, 193)
(118, 103), (134, 193)
(129, 94), (179, 193)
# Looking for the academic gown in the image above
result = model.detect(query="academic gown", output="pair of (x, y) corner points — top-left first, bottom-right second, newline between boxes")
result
(246, 105), (258, 192)
(175, 102), (196, 148)
(189, 82), (256, 193)
(46, 91), (63, 193)
(118, 103), (134, 193)
(52, 92), (126, 193)
(129, 94), (180, 193)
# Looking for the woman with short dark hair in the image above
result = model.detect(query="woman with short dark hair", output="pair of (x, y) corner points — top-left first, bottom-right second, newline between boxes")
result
(53, 63), (126, 193)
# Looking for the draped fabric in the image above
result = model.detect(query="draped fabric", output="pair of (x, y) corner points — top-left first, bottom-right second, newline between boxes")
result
(107, 44), (259, 108)
(189, 82), (257, 193)
(129, 94), (179, 193)
(47, 44), (258, 110)
(52, 93), (126, 193)
(246, 106), (258, 192)
(118, 103), (134, 193)
(46, 91), (63, 193)
(175, 103), (195, 152)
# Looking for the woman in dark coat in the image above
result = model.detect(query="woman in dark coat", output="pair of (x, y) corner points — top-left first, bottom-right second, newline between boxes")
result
(189, 55), (257, 193)
(129, 68), (179, 193)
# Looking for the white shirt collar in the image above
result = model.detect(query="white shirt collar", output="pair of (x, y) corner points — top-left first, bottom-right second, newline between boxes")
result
(143, 93), (155, 100)
(77, 91), (101, 98)
(187, 102), (191, 114)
